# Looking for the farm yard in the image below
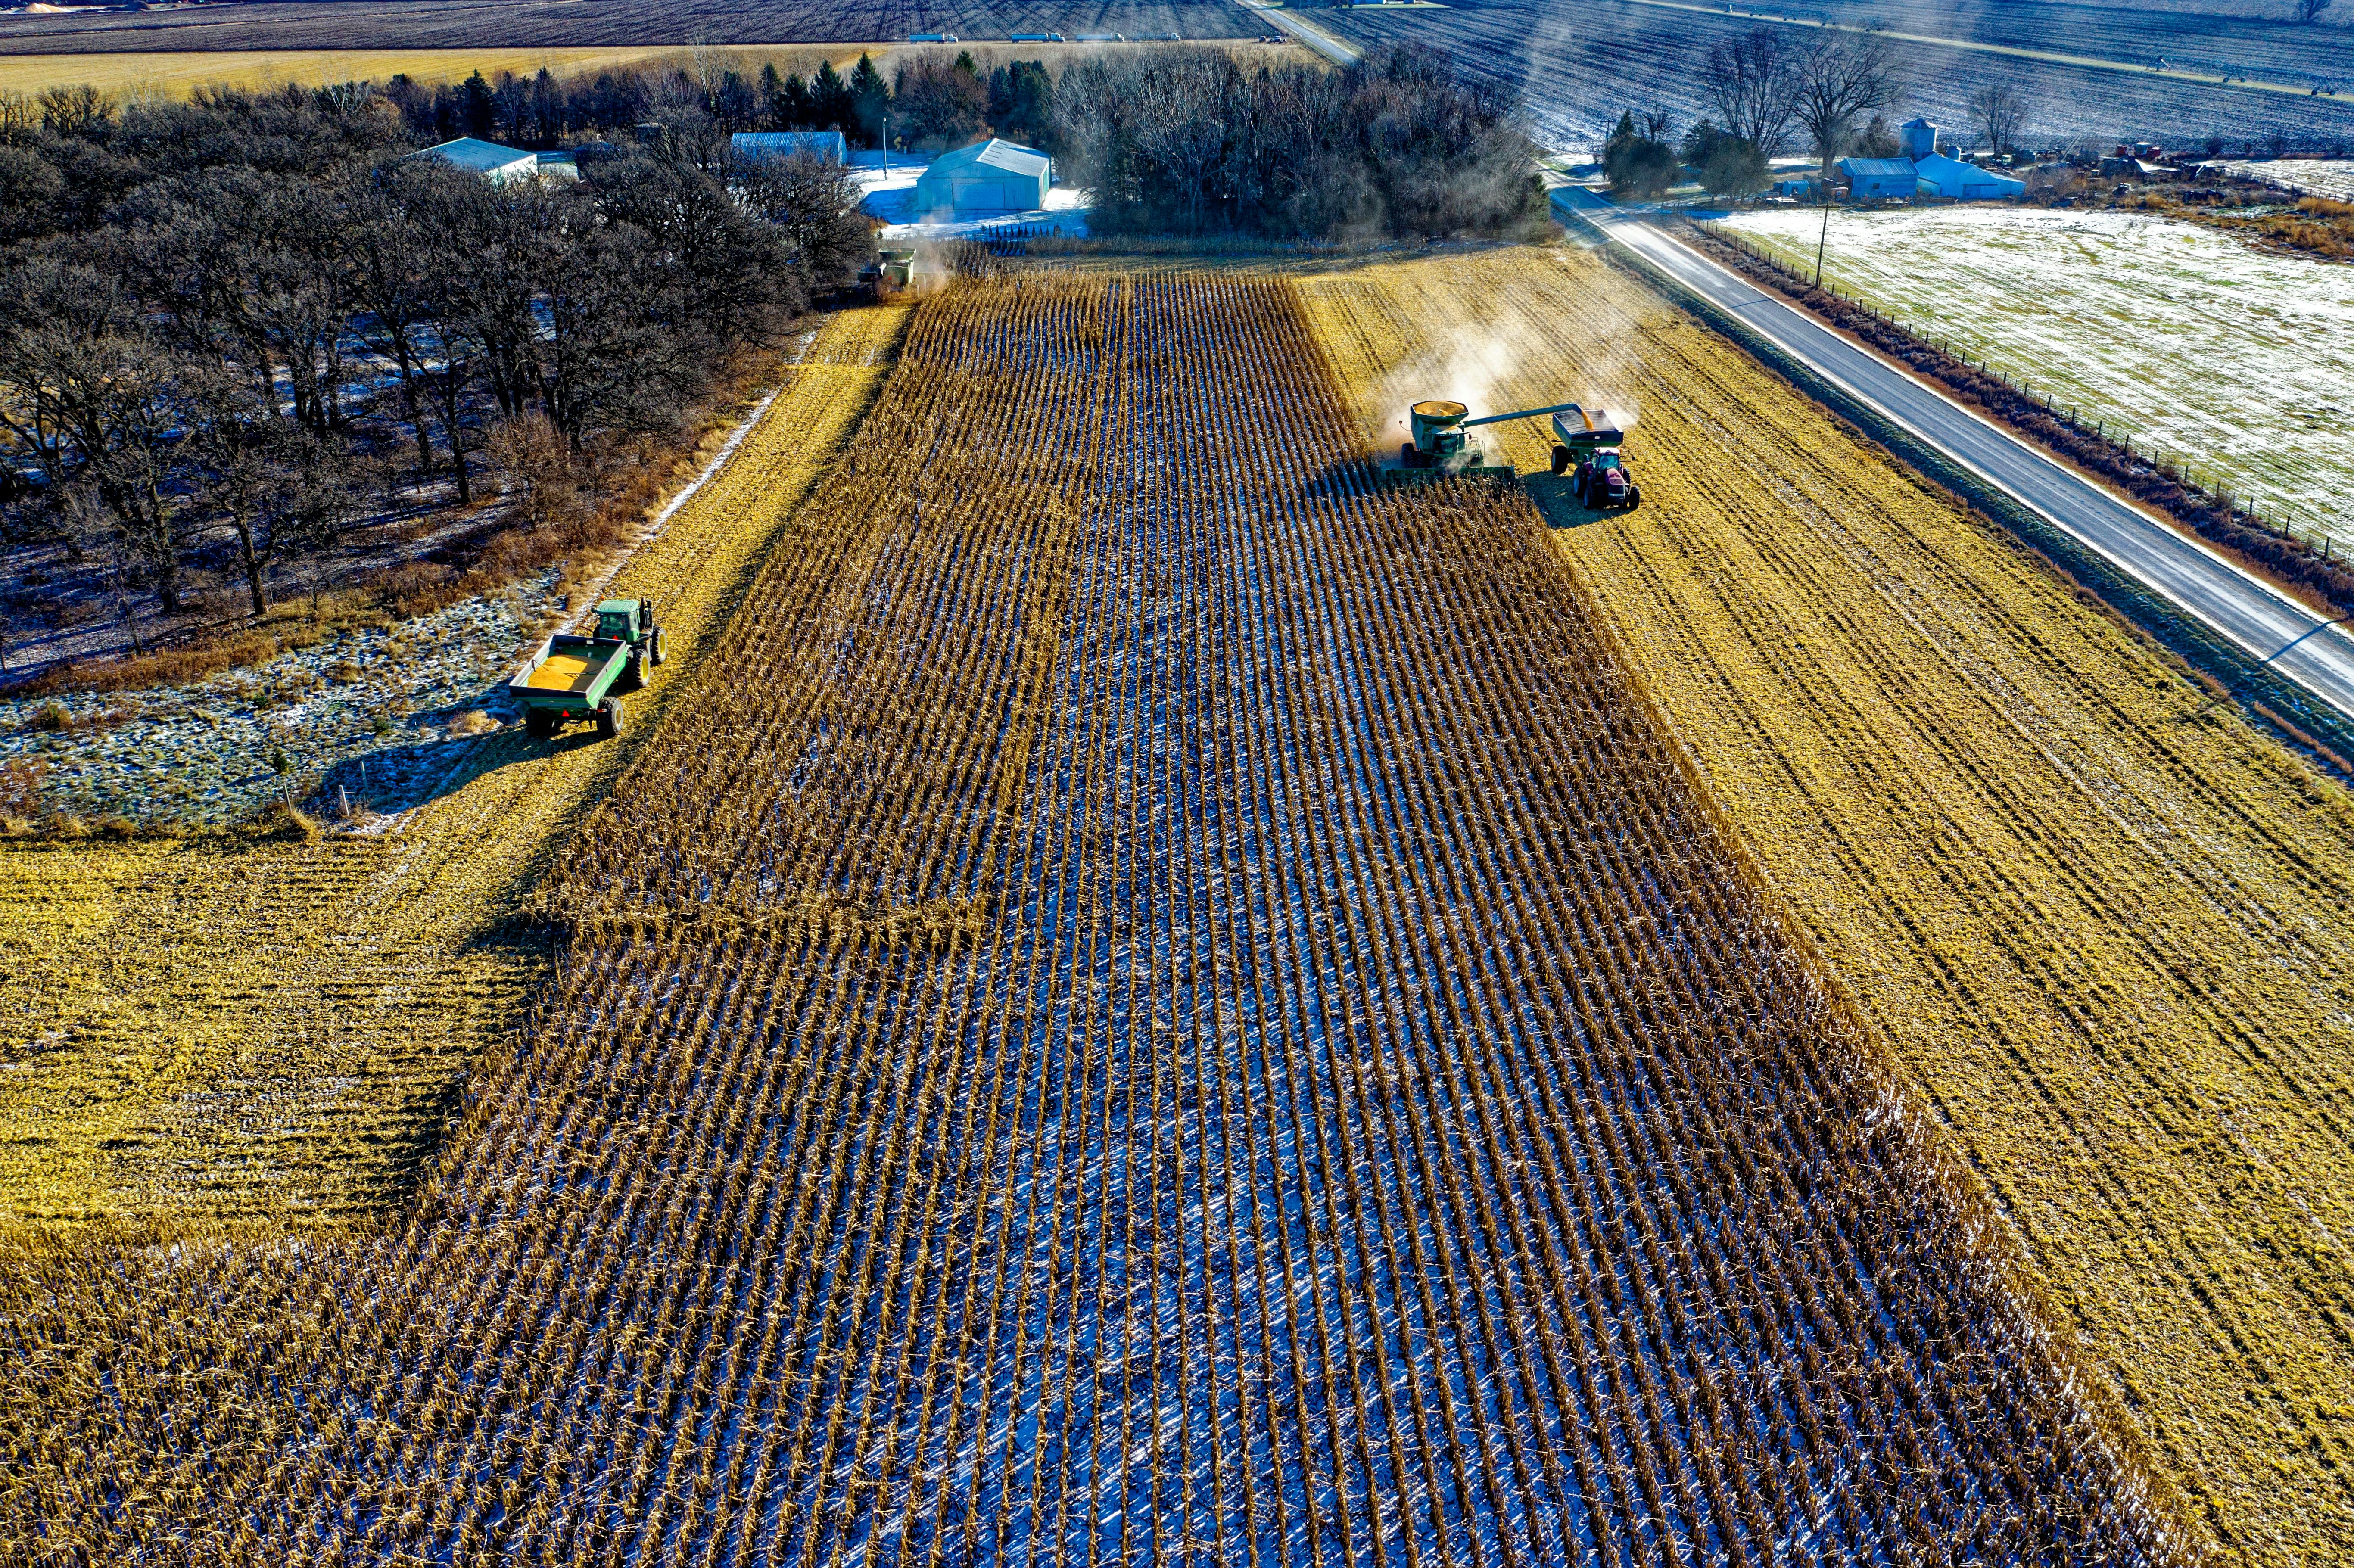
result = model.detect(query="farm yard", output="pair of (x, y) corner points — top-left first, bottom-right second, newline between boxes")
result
(1713, 206), (2354, 554)
(0, 267), (2200, 1565)
(0, 0), (1260, 53)
(1314, 0), (2354, 152)
(0, 303), (905, 1226)
(1293, 242), (2354, 1565)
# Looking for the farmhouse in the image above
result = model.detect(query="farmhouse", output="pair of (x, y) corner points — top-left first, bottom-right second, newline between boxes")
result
(1838, 156), (1920, 201)
(913, 138), (1052, 219)
(1915, 152), (2027, 199)
(731, 130), (849, 165)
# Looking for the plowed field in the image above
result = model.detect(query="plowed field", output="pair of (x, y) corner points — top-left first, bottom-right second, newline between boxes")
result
(0, 273), (2181, 1565)
(1298, 243), (2354, 1566)
(0, 305), (905, 1229)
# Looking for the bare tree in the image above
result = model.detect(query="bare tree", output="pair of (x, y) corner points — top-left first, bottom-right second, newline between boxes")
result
(737, 152), (873, 292)
(1702, 29), (1798, 156)
(0, 252), (193, 614)
(2296, 0), (2332, 22)
(1967, 81), (2030, 156)
(35, 84), (112, 138)
(1789, 32), (1901, 175)
(0, 90), (37, 144)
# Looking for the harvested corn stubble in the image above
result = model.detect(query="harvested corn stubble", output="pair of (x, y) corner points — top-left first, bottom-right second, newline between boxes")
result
(0, 275), (2189, 1567)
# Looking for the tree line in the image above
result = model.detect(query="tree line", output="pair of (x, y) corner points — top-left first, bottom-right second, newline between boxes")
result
(1054, 46), (1545, 240)
(389, 51), (1056, 161)
(0, 83), (867, 638)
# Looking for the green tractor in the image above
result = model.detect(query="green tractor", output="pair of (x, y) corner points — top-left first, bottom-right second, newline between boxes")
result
(507, 598), (666, 740)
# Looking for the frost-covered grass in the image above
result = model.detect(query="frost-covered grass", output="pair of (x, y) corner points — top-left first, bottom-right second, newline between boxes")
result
(2224, 159), (2354, 201)
(1719, 205), (2354, 551)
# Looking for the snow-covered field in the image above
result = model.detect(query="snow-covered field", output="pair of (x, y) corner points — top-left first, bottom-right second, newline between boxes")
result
(1719, 205), (2354, 551)
(2224, 159), (2354, 201)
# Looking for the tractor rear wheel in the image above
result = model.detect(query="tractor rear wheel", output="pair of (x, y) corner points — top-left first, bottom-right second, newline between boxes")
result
(648, 627), (665, 666)
(597, 697), (625, 739)
(620, 653), (646, 694)
(1551, 444), (1572, 476)
(526, 709), (559, 739)
(1625, 484), (1642, 510)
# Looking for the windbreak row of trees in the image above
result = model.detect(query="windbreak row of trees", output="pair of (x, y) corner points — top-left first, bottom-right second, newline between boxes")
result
(1604, 30), (1912, 198)
(0, 86), (866, 639)
(391, 51), (1056, 161)
(1056, 46), (1544, 240)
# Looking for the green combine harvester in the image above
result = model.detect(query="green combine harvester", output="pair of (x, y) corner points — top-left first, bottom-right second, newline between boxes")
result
(506, 598), (664, 740)
(1383, 398), (1599, 486)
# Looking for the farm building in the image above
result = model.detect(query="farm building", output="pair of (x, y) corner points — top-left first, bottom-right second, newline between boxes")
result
(1899, 117), (1938, 159)
(913, 138), (1053, 219)
(415, 137), (541, 184)
(1838, 157), (1921, 201)
(731, 131), (849, 165)
(1915, 153), (2026, 199)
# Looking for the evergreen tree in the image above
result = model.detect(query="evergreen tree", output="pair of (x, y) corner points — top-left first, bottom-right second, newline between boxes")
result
(811, 60), (853, 132)
(847, 54), (891, 147)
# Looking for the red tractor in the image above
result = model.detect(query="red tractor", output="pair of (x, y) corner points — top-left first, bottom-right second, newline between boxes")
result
(1549, 407), (1642, 510)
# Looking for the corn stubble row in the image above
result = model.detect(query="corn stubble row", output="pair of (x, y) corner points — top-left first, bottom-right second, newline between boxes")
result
(1, 275), (2183, 1565)
(1290, 247), (2354, 1565)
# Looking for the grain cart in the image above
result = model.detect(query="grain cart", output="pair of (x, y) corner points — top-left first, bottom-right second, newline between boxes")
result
(1548, 406), (1641, 510)
(507, 598), (665, 740)
(1384, 399), (1590, 487)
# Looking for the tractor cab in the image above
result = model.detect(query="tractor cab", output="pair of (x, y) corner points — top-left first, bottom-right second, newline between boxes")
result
(592, 600), (647, 644)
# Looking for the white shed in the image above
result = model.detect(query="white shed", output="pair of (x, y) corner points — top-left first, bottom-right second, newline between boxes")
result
(913, 139), (1052, 219)
(416, 137), (541, 184)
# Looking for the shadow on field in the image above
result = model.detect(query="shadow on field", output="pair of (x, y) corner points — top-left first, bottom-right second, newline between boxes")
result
(1524, 471), (1619, 529)
(311, 716), (606, 820)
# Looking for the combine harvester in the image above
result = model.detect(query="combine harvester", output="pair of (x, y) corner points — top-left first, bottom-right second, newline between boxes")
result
(1384, 398), (1641, 507)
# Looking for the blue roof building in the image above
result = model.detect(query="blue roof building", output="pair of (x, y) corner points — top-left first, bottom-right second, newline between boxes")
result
(1914, 153), (2026, 200)
(1837, 156), (1920, 201)
(732, 131), (849, 166)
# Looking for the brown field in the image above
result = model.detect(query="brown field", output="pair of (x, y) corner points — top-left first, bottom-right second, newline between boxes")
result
(0, 268), (2177, 1567)
(0, 0), (1264, 59)
(1297, 241), (2354, 1566)
(0, 46), (747, 100)
(0, 37), (1300, 100)
(0, 305), (905, 1229)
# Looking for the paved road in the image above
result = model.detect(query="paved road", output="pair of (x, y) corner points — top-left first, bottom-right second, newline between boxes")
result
(1237, 0), (1362, 63)
(1554, 187), (2354, 723)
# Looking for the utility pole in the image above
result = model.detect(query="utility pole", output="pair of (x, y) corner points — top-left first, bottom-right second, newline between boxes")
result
(1815, 184), (1833, 286)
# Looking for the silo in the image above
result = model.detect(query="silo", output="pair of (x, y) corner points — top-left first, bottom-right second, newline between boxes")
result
(1900, 118), (1937, 160)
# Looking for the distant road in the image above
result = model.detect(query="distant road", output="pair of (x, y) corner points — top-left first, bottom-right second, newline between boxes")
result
(1554, 187), (2354, 724)
(1237, 0), (1361, 63)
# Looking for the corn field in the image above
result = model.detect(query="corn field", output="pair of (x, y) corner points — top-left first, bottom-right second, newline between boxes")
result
(0, 274), (2189, 1566)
